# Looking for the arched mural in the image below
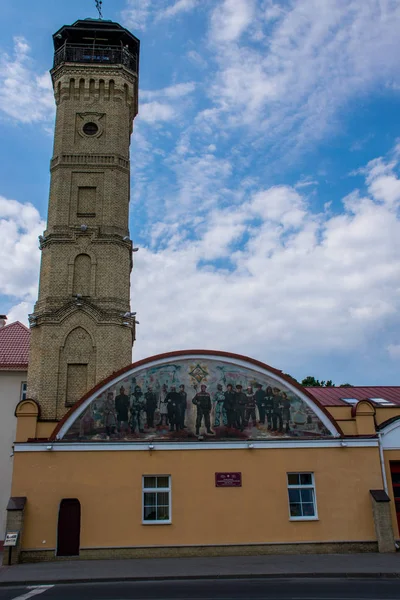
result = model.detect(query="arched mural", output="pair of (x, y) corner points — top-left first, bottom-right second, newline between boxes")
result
(58, 352), (337, 441)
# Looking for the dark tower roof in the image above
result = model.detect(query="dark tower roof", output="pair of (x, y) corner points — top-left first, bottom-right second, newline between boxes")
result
(52, 18), (140, 75)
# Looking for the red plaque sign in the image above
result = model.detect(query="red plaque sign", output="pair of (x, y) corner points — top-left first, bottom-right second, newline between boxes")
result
(215, 472), (242, 487)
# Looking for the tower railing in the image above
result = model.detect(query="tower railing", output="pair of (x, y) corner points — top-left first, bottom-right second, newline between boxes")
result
(53, 44), (138, 74)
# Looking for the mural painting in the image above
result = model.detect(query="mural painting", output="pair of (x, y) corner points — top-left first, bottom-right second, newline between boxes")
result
(63, 358), (332, 441)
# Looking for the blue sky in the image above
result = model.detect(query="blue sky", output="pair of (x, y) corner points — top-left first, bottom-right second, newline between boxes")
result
(1, 0), (400, 385)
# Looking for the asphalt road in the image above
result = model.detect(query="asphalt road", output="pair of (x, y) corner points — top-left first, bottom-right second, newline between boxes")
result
(1, 578), (400, 600)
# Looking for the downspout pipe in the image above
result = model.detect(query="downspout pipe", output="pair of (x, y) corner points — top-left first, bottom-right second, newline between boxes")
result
(378, 432), (389, 495)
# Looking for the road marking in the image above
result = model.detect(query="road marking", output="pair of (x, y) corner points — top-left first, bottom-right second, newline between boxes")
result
(11, 585), (54, 600)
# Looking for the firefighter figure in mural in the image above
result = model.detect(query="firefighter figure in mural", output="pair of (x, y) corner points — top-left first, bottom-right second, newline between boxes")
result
(166, 385), (181, 432)
(130, 382), (145, 433)
(144, 386), (157, 429)
(213, 383), (227, 427)
(255, 383), (266, 425)
(235, 384), (247, 431)
(223, 383), (237, 429)
(114, 385), (130, 433)
(178, 384), (187, 429)
(245, 385), (257, 427)
(192, 384), (214, 436)
(272, 387), (283, 432)
(265, 386), (274, 430)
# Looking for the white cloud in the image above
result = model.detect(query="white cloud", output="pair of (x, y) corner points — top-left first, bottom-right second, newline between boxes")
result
(138, 83), (196, 125)
(129, 144), (400, 380)
(206, 0), (400, 151)
(122, 0), (154, 30)
(122, 0), (200, 29)
(141, 82), (196, 101)
(0, 196), (44, 306)
(139, 101), (176, 123)
(0, 37), (54, 124)
(210, 0), (255, 43)
(160, 0), (200, 19)
(7, 302), (31, 326)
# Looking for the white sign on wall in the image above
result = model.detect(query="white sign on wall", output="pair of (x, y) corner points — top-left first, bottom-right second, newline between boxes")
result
(4, 531), (19, 547)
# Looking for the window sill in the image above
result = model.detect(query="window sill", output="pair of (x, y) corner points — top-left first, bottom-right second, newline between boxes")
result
(289, 517), (319, 522)
(142, 521), (172, 525)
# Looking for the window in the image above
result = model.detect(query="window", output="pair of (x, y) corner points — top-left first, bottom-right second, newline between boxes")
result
(142, 476), (171, 524)
(20, 382), (27, 401)
(341, 398), (358, 405)
(287, 473), (317, 520)
(369, 398), (396, 407)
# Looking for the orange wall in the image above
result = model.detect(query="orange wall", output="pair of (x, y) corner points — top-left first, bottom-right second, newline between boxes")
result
(13, 446), (382, 550)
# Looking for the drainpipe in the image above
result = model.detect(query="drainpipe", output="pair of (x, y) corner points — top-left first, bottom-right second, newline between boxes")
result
(378, 431), (388, 495)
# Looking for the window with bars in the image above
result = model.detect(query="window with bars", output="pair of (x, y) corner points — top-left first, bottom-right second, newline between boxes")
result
(287, 472), (317, 520)
(142, 476), (171, 524)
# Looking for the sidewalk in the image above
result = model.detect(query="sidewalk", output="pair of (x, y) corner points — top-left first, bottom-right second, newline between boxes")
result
(1, 553), (400, 585)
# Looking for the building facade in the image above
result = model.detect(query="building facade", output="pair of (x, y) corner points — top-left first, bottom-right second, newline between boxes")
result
(4, 17), (400, 564)
(0, 320), (29, 545)
(7, 349), (400, 562)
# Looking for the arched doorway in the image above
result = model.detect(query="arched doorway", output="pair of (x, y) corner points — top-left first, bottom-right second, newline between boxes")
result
(57, 498), (81, 556)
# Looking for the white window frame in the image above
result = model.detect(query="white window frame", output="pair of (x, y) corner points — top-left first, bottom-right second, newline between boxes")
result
(287, 472), (318, 521)
(20, 382), (27, 402)
(142, 475), (171, 525)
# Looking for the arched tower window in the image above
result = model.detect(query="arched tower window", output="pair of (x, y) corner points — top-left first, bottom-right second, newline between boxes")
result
(72, 254), (91, 297)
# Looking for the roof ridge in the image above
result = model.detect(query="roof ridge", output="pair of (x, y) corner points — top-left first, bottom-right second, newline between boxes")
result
(0, 320), (30, 334)
(305, 385), (400, 389)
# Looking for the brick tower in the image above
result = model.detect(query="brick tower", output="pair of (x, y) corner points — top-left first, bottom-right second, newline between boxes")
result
(27, 19), (140, 420)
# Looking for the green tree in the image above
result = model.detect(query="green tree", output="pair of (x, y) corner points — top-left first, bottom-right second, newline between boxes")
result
(301, 376), (353, 388)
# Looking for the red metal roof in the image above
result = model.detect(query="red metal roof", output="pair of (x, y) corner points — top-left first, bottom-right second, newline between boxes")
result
(0, 321), (30, 370)
(306, 386), (400, 407)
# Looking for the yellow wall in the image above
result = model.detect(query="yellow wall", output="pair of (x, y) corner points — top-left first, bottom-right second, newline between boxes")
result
(12, 446), (382, 550)
(36, 422), (57, 438)
(375, 408), (400, 426)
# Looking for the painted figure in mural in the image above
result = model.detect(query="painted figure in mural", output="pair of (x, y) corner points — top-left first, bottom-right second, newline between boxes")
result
(235, 384), (247, 431)
(223, 383), (237, 428)
(158, 383), (169, 427)
(192, 384), (213, 435)
(272, 387), (283, 432)
(178, 384), (187, 429)
(130, 384), (145, 433)
(80, 406), (95, 436)
(265, 386), (274, 430)
(104, 391), (117, 436)
(245, 385), (257, 427)
(255, 383), (266, 425)
(281, 391), (291, 433)
(213, 384), (227, 427)
(144, 386), (157, 428)
(115, 385), (130, 433)
(166, 385), (181, 432)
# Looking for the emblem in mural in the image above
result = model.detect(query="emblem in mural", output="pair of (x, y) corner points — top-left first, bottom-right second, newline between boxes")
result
(62, 357), (332, 441)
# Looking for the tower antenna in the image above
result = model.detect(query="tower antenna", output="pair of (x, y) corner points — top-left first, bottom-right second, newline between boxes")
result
(95, 0), (103, 19)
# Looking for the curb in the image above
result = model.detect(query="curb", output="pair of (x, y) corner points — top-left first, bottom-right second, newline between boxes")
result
(1, 572), (400, 586)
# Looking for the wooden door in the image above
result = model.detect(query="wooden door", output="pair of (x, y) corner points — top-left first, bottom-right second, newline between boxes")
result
(57, 498), (81, 556)
(390, 462), (400, 536)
